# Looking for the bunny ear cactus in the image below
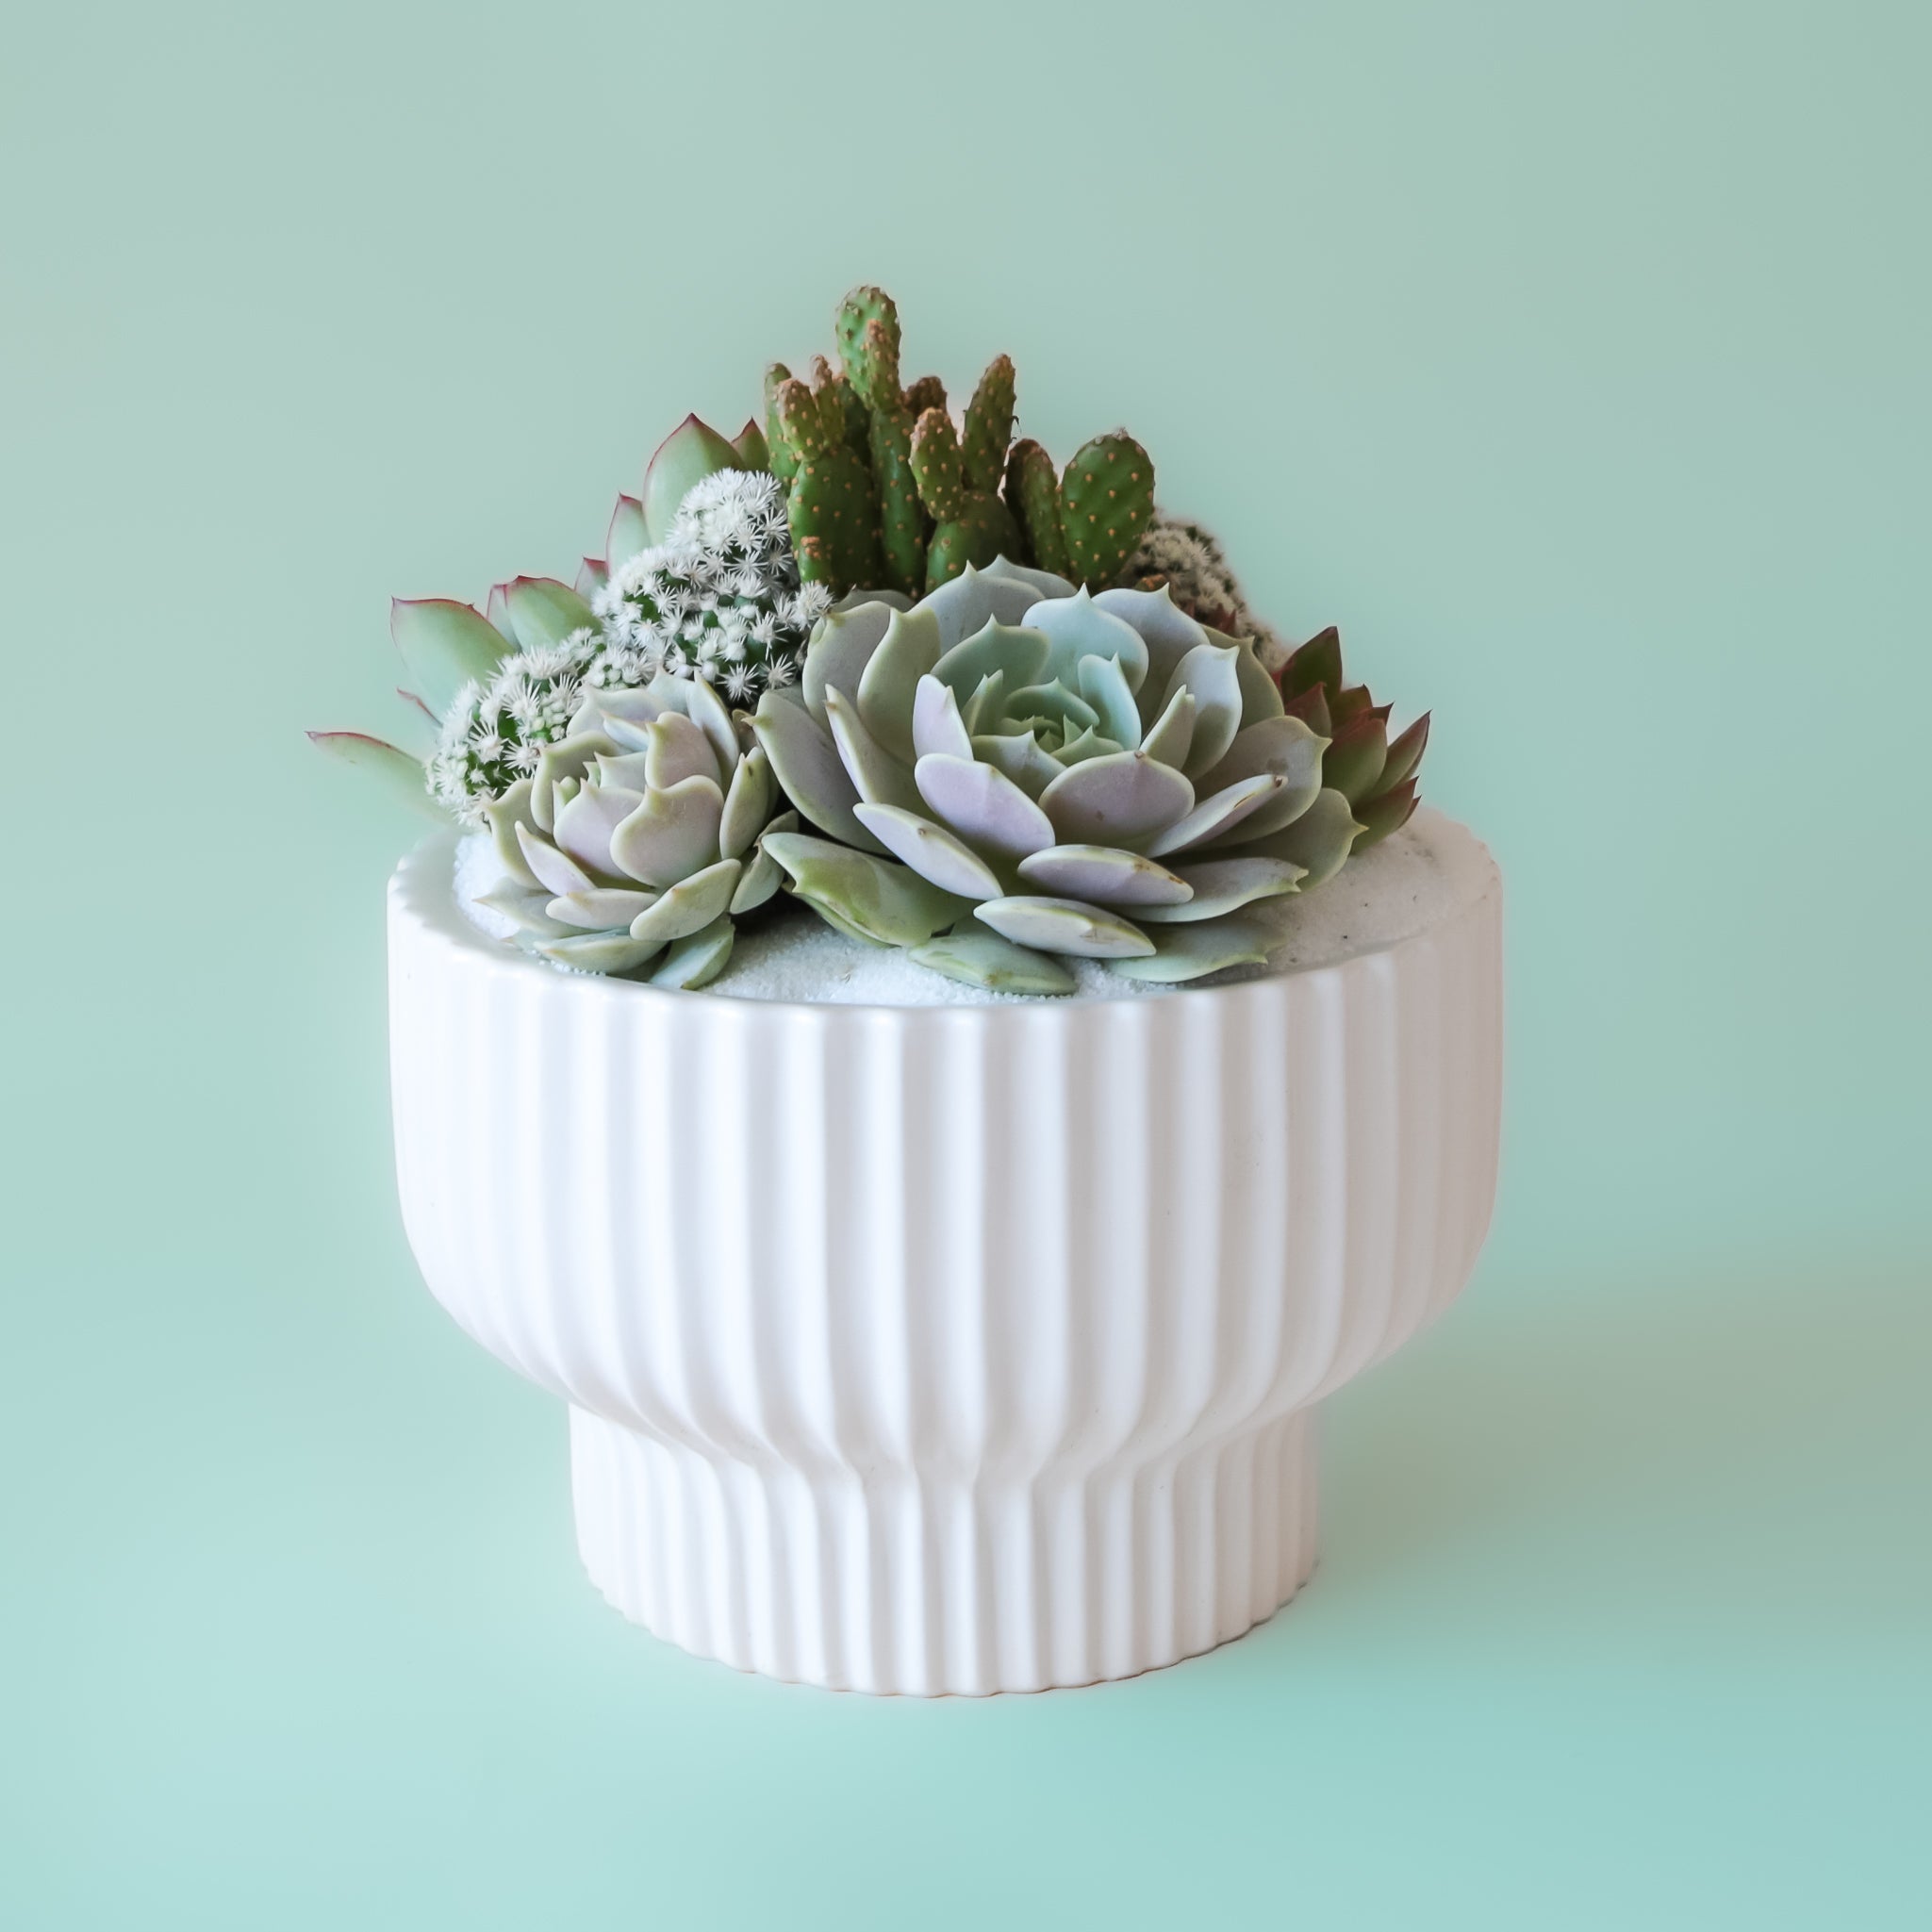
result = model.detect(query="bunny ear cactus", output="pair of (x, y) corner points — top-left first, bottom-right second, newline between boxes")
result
(834, 287), (928, 599)
(770, 372), (885, 593)
(751, 568), (1369, 992)
(1278, 626), (1428, 848)
(475, 671), (792, 987)
(909, 397), (1024, 590)
(1005, 433), (1156, 592)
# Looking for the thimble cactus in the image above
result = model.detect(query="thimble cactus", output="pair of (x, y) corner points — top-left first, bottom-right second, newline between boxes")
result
(1129, 511), (1281, 666)
(592, 469), (831, 704)
(475, 671), (792, 986)
(751, 562), (1365, 992)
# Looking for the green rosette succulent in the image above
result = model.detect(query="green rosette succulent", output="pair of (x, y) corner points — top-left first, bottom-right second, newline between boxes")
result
(474, 671), (792, 988)
(749, 561), (1366, 994)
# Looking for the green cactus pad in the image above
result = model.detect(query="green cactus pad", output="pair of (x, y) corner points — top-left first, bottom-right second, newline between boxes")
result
(790, 446), (883, 590)
(909, 407), (966, 522)
(868, 405), (929, 599)
(926, 496), (1023, 590)
(1059, 433), (1155, 588)
(764, 363), (799, 481)
(1004, 439), (1071, 580)
(835, 288), (902, 413)
(961, 355), (1016, 494)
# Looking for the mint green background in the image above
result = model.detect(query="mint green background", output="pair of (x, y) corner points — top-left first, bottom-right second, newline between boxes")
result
(4, 4), (1927, 1926)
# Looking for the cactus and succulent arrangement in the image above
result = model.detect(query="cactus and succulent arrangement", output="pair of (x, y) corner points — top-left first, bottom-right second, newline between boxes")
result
(314, 287), (1428, 994)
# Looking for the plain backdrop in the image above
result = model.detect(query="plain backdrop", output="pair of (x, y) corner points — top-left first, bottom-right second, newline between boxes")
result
(3, 3), (1927, 1927)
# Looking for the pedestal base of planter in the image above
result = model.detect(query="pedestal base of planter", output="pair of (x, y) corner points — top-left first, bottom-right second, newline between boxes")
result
(570, 1405), (1321, 1695)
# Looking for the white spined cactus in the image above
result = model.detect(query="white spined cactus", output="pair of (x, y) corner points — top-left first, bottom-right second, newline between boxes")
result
(474, 671), (794, 989)
(592, 471), (833, 705)
(751, 561), (1365, 994)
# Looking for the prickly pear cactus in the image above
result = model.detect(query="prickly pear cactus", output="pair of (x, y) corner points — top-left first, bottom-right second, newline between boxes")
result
(909, 404), (1023, 589)
(1059, 432), (1156, 589)
(1003, 438), (1072, 580)
(960, 355), (1016, 494)
(772, 374), (883, 591)
(834, 289), (927, 598)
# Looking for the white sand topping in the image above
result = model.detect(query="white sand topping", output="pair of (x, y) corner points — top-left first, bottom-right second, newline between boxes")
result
(452, 806), (1492, 1005)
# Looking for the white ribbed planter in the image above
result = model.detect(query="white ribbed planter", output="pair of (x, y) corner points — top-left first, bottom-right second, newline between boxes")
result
(388, 813), (1502, 1694)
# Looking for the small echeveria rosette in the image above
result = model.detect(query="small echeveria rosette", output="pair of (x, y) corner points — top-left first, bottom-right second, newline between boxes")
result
(750, 561), (1373, 994)
(474, 672), (791, 989)
(1273, 624), (1430, 850)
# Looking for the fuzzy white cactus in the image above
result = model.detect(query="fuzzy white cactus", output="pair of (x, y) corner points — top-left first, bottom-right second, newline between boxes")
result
(592, 471), (832, 705)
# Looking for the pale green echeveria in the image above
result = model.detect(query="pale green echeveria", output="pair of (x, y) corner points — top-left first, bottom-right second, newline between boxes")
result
(751, 559), (1365, 993)
(475, 671), (790, 988)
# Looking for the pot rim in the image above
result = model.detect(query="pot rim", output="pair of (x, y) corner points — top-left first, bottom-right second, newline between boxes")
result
(391, 805), (1498, 1024)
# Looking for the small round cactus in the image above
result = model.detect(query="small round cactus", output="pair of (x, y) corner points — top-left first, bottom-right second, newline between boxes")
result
(1128, 511), (1281, 667)
(427, 628), (655, 821)
(593, 471), (832, 705)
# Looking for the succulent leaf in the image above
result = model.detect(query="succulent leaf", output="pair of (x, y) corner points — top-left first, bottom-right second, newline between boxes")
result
(803, 601), (894, 724)
(718, 745), (776, 860)
(730, 419), (769, 471)
(1016, 845), (1193, 906)
(651, 914), (736, 990)
(852, 802), (1005, 900)
(1159, 643), (1244, 778)
(1104, 914), (1271, 983)
(824, 689), (923, 812)
(606, 494), (650, 569)
(1282, 626), (1343, 698)
(389, 599), (511, 718)
(535, 931), (666, 974)
(502, 577), (598, 651)
(1323, 711), (1389, 806)
(907, 925), (1076, 997)
(856, 607), (943, 761)
(641, 415), (744, 544)
(627, 858), (741, 946)
(751, 689), (885, 853)
(1353, 776), (1419, 849)
(1238, 786), (1363, 890)
(974, 896), (1154, 959)
(307, 731), (446, 821)
(1376, 712), (1431, 797)
(918, 565), (1043, 646)
(1137, 856), (1305, 923)
(1037, 751), (1194, 851)
(608, 774), (725, 887)
(914, 752), (1056, 860)
(1140, 772), (1283, 859)
(911, 676), (974, 763)
(762, 833), (970, 948)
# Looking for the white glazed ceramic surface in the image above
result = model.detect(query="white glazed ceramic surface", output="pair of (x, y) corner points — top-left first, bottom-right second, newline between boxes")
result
(388, 815), (1503, 1694)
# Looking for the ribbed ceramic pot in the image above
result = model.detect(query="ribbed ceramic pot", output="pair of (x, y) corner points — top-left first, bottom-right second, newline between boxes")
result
(388, 812), (1502, 1695)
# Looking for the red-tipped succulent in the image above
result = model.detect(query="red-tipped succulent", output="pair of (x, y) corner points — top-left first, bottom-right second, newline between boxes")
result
(1277, 627), (1428, 849)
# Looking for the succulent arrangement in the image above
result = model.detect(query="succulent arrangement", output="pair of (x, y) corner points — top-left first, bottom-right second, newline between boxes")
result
(315, 286), (1428, 995)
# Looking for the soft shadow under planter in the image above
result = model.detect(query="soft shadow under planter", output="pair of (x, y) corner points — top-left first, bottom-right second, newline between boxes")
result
(388, 816), (1502, 1694)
